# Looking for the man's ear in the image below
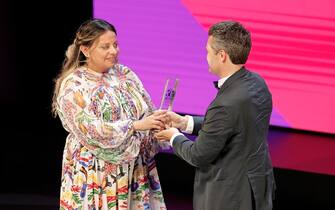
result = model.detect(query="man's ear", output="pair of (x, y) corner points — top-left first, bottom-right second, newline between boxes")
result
(80, 45), (90, 58)
(219, 50), (227, 62)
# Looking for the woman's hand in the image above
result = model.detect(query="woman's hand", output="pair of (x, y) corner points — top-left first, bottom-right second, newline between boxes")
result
(133, 110), (169, 131)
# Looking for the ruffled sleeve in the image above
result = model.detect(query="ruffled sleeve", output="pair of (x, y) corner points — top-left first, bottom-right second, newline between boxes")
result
(124, 66), (171, 152)
(57, 75), (141, 164)
(124, 66), (156, 112)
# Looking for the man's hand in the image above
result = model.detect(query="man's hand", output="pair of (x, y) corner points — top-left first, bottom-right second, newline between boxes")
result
(154, 127), (179, 141)
(167, 111), (188, 130)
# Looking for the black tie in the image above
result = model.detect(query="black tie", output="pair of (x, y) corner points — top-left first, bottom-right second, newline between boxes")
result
(213, 81), (220, 90)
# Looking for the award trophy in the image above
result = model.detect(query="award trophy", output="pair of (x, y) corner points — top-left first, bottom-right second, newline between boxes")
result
(159, 78), (179, 111)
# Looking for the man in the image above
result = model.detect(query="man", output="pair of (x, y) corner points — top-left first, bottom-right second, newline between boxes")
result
(155, 21), (275, 210)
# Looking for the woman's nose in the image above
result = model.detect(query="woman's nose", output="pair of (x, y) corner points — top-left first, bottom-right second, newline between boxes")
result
(109, 47), (118, 54)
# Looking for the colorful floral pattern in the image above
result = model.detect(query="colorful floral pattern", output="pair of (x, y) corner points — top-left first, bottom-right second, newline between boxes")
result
(57, 64), (168, 209)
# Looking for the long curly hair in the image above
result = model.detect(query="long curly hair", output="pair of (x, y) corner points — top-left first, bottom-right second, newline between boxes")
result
(51, 18), (116, 117)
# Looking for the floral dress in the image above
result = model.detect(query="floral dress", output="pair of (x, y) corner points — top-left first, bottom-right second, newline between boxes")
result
(56, 64), (168, 210)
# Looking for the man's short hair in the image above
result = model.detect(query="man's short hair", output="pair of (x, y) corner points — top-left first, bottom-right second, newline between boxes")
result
(208, 21), (251, 64)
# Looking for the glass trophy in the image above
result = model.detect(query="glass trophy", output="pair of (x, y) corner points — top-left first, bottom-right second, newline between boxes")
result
(159, 78), (179, 111)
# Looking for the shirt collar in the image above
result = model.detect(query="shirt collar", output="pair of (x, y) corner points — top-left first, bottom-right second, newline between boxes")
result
(218, 74), (231, 88)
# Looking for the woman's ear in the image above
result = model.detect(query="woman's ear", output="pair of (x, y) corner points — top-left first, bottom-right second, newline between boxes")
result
(80, 45), (90, 58)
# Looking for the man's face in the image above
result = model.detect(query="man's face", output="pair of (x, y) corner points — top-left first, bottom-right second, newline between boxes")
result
(206, 36), (221, 76)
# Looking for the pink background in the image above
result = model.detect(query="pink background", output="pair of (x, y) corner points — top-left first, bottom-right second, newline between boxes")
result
(94, 0), (335, 135)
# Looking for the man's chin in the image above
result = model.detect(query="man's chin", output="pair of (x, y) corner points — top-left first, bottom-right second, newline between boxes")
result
(208, 68), (215, 75)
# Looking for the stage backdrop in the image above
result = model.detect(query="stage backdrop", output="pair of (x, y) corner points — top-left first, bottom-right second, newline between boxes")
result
(94, 0), (335, 135)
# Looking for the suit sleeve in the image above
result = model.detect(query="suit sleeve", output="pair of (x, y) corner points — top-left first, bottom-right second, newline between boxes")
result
(173, 105), (235, 168)
(191, 116), (204, 135)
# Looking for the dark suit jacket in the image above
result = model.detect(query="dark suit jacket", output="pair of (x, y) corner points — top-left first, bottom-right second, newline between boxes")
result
(173, 67), (275, 210)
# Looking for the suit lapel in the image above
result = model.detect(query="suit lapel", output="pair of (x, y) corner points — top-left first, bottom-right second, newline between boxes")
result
(204, 67), (248, 122)
(218, 66), (247, 93)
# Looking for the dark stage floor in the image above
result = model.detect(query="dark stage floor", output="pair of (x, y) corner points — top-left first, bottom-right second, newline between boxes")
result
(1, 126), (334, 210)
(0, 193), (192, 210)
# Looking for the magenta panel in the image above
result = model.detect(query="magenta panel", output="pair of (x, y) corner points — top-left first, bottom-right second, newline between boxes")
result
(94, 0), (335, 134)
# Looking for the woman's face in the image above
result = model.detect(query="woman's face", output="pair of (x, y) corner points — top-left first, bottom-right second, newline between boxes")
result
(84, 30), (119, 73)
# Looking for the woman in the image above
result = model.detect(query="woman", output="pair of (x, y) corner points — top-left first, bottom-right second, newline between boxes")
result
(52, 18), (168, 210)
